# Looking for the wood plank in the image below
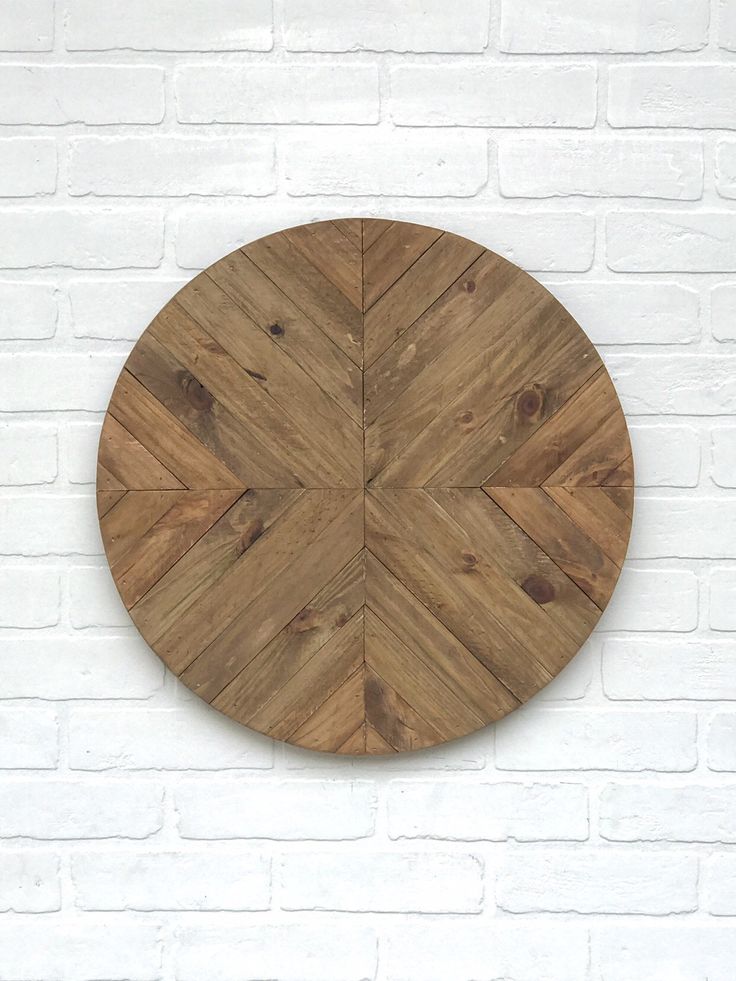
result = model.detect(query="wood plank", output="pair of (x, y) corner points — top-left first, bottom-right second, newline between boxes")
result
(601, 485), (635, 519)
(288, 667), (364, 752)
(545, 409), (632, 487)
(365, 491), (554, 702)
(362, 218), (392, 251)
(364, 724), (396, 755)
(207, 249), (362, 424)
(364, 608), (483, 742)
(365, 550), (519, 723)
(284, 220), (362, 311)
(364, 662), (443, 753)
(364, 250), (521, 427)
(332, 218), (362, 249)
(109, 371), (243, 489)
(98, 414), (184, 490)
(177, 490), (363, 698)
(174, 272), (363, 485)
(130, 489), (300, 643)
(428, 488), (600, 648)
(96, 489), (125, 518)
(543, 486), (632, 568)
(485, 368), (618, 486)
(244, 231), (363, 366)
(363, 221), (442, 312)
(364, 232), (484, 366)
(211, 550), (365, 724)
(246, 609), (364, 740)
(486, 486), (622, 610)
(100, 490), (183, 568)
(112, 490), (243, 609)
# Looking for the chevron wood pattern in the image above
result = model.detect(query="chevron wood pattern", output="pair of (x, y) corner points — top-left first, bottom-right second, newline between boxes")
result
(97, 219), (634, 755)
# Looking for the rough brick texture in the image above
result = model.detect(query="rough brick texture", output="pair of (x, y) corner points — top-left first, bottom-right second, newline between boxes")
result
(0, 1), (732, 977)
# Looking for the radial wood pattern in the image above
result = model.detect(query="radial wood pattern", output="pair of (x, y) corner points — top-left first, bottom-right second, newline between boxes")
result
(97, 219), (634, 755)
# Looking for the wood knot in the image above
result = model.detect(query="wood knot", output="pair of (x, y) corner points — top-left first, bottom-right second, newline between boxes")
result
(461, 550), (478, 569)
(182, 375), (213, 411)
(517, 386), (544, 420)
(269, 323), (284, 336)
(458, 410), (474, 425)
(240, 518), (264, 552)
(245, 367), (267, 382)
(291, 607), (318, 633)
(464, 279), (476, 293)
(522, 575), (555, 605)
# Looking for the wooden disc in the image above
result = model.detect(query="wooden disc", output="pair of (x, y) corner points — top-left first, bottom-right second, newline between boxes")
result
(97, 219), (633, 755)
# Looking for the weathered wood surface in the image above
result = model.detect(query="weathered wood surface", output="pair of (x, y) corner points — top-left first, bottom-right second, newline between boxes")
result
(97, 219), (634, 755)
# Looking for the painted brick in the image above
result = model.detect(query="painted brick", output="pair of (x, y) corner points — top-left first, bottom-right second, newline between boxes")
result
(712, 285), (736, 341)
(0, 283), (57, 340)
(0, 495), (105, 555)
(176, 780), (376, 839)
(69, 137), (276, 197)
(546, 283), (700, 346)
(174, 924), (377, 981)
(387, 781), (588, 841)
(66, 0), (273, 51)
(0, 66), (164, 125)
(285, 131), (488, 197)
(708, 714), (736, 771)
(391, 66), (596, 127)
(500, 139), (702, 199)
(496, 851), (697, 914)
(626, 497), (736, 559)
(69, 706), (274, 770)
(281, 852), (483, 913)
(0, 139), (56, 197)
(176, 65), (379, 124)
(500, 0), (708, 53)
(64, 422), (104, 485)
(0, 209), (163, 269)
(0, 709), (58, 769)
(0, 0), (53, 51)
(283, 0), (489, 52)
(601, 784), (736, 842)
(0, 636), (164, 699)
(595, 928), (736, 981)
(608, 212), (736, 272)
(609, 66), (736, 128)
(599, 568), (699, 632)
(603, 640), (736, 699)
(629, 423), (701, 486)
(711, 568), (736, 629)
(382, 924), (589, 981)
(69, 278), (185, 341)
(0, 920), (162, 981)
(722, 0), (736, 50)
(175, 207), (596, 272)
(0, 354), (124, 411)
(0, 853), (60, 912)
(706, 855), (736, 914)
(72, 852), (270, 911)
(0, 566), (60, 627)
(69, 565), (130, 628)
(717, 141), (736, 198)
(0, 423), (57, 484)
(713, 427), (736, 486)
(0, 781), (163, 839)
(495, 709), (697, 771)
(606, 355), (736, 414)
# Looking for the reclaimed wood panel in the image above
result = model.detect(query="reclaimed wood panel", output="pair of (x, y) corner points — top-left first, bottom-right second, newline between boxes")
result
(97, 219), (634, 755)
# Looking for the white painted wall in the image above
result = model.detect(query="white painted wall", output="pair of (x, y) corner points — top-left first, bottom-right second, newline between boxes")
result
(1, 1), (735, 978)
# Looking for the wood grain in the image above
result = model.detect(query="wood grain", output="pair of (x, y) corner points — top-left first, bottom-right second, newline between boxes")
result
(97, 218), (633, 755)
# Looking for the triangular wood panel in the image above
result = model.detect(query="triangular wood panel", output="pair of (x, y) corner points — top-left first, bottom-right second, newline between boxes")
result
(98, 219), (633, 755)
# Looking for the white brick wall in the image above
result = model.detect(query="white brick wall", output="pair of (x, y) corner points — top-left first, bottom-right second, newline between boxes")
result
(1, 1), (735, 977)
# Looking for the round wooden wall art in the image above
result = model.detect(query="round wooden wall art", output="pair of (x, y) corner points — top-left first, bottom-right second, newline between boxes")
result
(97, 219), (633, 755)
